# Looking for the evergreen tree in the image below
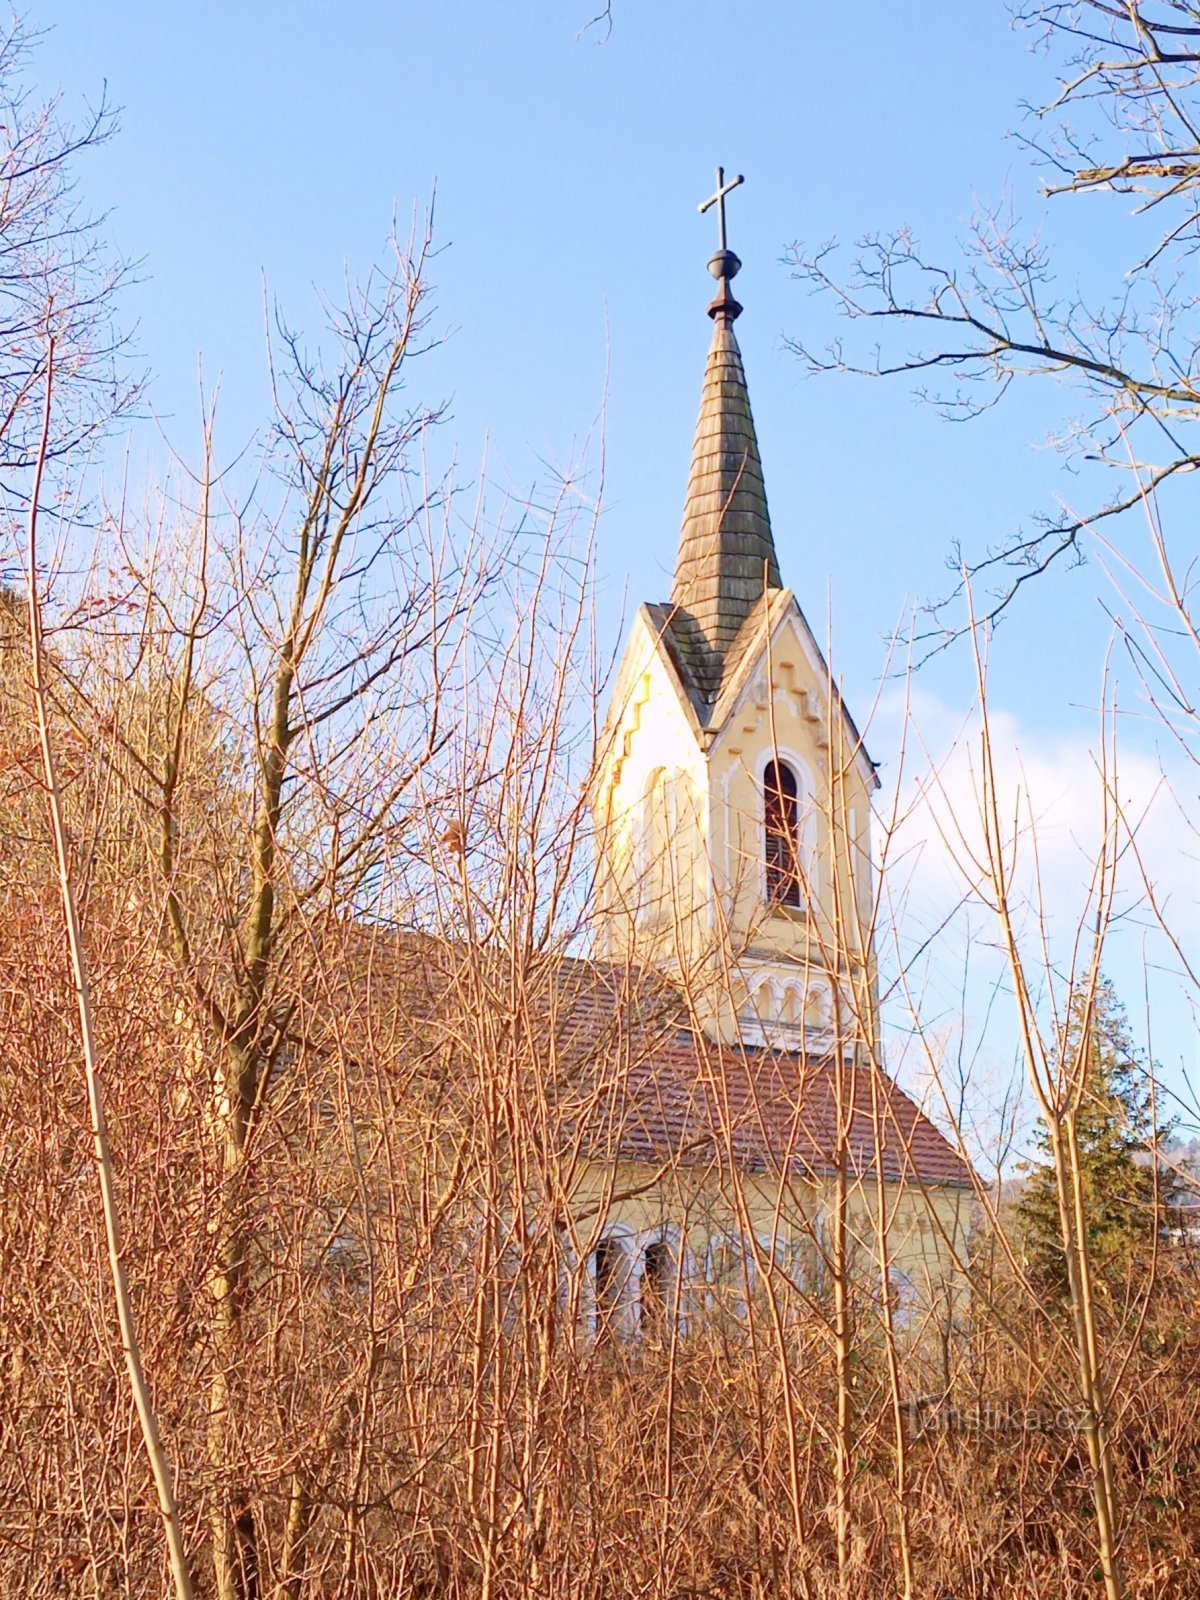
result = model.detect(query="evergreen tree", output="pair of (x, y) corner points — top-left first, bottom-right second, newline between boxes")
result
(1017, 976), (1170, 1303)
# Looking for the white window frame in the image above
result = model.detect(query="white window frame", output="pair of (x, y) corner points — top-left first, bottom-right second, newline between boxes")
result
(703, 1229), (808, 1323)
(585, 1222), (690, 1342)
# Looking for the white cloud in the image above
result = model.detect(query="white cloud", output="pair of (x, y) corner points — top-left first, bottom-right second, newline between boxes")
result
(865, 685), (1200, 1147)
(873, 684), (1197, 952)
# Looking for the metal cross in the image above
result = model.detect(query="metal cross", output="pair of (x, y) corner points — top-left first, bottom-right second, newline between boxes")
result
(698, 166), (744, 253)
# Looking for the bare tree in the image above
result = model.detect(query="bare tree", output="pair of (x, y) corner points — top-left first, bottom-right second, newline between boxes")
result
(0, 18), (138, 501)
(0, 23), (186, 1597)
(9, 453), (1200, 1596)
(10, 12), (1200, 1596)
(75, 219), (495, 1599)
(785, 2), (1200, 637)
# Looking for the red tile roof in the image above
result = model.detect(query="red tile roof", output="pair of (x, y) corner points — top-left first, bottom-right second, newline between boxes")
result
(366, 936), (971, 1191)
(609, 1034), (971, 1187)
(564, 964), (969, 1188)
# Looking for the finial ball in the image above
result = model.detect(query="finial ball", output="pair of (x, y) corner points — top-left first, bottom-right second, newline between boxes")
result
(708, 249), (741, 283)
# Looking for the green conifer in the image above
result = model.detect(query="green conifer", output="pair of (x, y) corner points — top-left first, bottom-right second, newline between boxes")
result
(1017, 976), (1169, 1302)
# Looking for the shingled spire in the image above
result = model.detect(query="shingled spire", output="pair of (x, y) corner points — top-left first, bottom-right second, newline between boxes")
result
(669, 173), (781, 700)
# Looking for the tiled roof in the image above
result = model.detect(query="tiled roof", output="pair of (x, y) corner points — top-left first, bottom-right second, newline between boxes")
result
(645, 588), (789, 733)
(369, 936), (970, 1190)
(569, 968), (971, 1189)
(632, 1038), (970, 1186)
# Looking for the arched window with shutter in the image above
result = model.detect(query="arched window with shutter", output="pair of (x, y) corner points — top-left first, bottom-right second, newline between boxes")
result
(763, 759), (802, 907)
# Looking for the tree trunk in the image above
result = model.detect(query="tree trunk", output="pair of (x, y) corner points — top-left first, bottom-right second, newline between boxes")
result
(206, 1048), (261, 1600)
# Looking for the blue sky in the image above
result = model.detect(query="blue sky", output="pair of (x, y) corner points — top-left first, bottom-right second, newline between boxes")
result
(35, 1), (1077, 699)
(33, 2), (1199, 1120)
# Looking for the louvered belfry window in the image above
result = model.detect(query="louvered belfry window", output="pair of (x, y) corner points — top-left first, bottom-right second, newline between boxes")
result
(763, 760), (802, 908)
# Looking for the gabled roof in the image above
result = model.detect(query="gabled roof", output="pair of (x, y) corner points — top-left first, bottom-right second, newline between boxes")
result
(566, 963), (971, 1189)
(369, 935), (970, 1190)
(605, 1033), (972, 1189)
(639, 591), (879, 791)
(624, 263), (877, 788)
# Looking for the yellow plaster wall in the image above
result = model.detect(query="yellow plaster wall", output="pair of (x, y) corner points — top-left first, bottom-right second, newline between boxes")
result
(592, 601), (878, 1043)
(591, 609), (713, 975)
(566, 1156), (969, 1333)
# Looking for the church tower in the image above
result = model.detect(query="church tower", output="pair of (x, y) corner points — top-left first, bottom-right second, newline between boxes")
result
(592, 174), (880, 1049)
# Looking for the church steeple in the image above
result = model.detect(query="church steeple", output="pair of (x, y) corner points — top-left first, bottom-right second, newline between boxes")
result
(593, 171), (880, 1022)
(668, 171), (781, 701)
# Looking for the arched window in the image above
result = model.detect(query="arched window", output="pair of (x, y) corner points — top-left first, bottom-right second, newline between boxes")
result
(887, 1266), (918, 1333)
(635, 767), (663, 882)
(592, 1234), (627, 1344)
(764, 759), (802, 907)
(704, 1230), (808, 1328)
(640, 1238), (673, 1332)
(705, 1233), (754, 1322)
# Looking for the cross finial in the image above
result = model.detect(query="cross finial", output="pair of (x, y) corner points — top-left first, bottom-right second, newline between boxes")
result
(698, 166), (744, 253)
(698, 167), (744, 325)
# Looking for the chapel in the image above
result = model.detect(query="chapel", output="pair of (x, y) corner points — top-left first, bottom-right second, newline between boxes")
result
(569, 174), (970, 1334)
